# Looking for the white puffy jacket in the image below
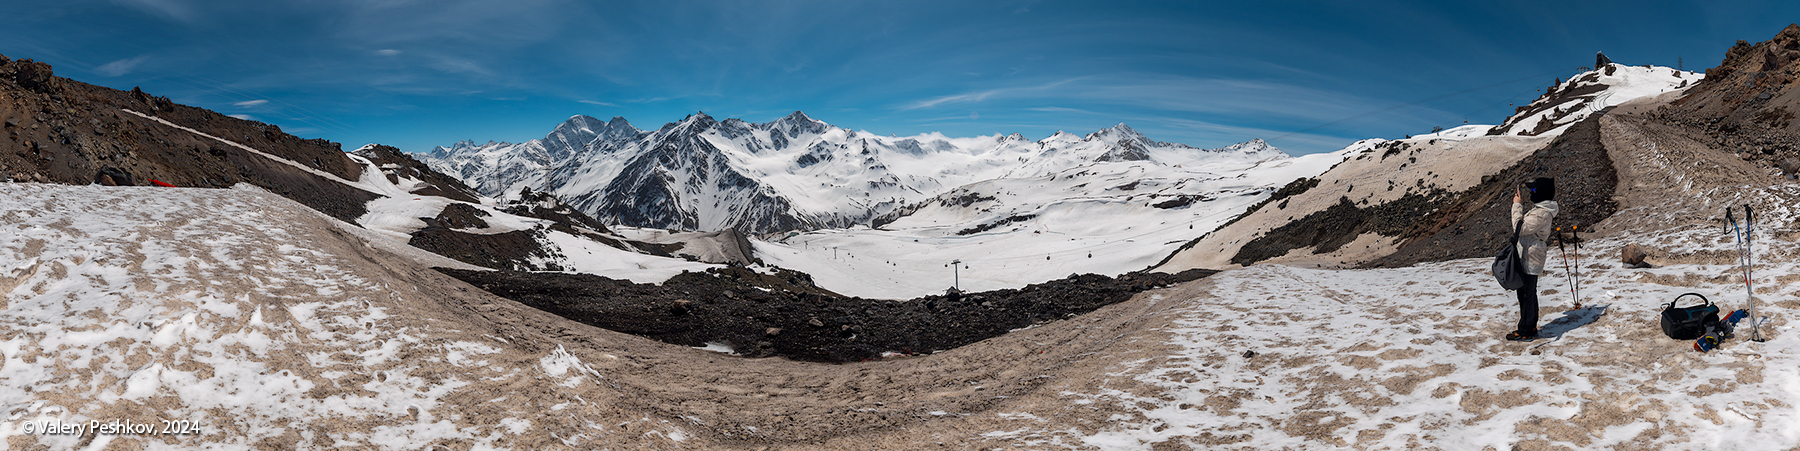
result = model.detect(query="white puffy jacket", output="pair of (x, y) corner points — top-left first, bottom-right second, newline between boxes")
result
(1511, 200), (1560, 276)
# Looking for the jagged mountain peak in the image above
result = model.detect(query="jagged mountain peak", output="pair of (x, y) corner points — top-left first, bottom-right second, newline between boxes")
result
(1088, 125), (1152, 162)
(657, 111), (718, 135)
(780, 110), (816, 123)
(420, 112), (1285, 234)
(765, 110), (832, 138)
(556, 114), (607, 132)
(1084, 123), (1150, 145)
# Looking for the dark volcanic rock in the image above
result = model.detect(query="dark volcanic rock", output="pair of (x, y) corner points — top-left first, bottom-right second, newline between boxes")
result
(10, 58), (56, 92)
(410, 228), (566, 272)
(431, 203), (491, 229)
(1, 52), (378, 223)
(505, 187), (613, 235)
(436, 267), (1217, 363)
(1658, 24), (1800, 174)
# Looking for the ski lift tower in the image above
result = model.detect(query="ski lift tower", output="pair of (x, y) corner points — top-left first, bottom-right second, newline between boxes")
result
(950, 259), (962, 291)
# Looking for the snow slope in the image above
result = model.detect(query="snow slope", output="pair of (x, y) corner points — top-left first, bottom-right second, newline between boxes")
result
(348, 144), (716, 281)
(0, 184), (702, 449)
(125, 99), (713, 283)
(1156, 63), (1702, 273)
(1492, 63), (1701, 137)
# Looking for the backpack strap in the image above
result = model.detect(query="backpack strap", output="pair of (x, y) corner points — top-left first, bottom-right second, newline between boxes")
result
(1511, 203), (1534, 244)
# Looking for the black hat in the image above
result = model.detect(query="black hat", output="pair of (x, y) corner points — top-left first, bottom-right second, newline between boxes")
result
(1525, 177), (1555, 203)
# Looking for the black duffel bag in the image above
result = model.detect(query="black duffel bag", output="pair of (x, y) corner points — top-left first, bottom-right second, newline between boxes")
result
(1661, 293), (1721, 340)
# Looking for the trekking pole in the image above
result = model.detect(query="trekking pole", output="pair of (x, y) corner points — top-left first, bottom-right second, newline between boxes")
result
(1556, 227), (1578, 310)
(1571, 225), (1581, 309)
(1745, 204), (1763, 342)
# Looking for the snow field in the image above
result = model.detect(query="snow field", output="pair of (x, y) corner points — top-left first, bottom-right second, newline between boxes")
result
(986, 197), (1799, 449)
(536, 229), (716, 283)
(757, 152), (1346, 299)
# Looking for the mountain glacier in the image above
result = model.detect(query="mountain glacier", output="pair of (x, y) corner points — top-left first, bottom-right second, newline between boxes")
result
(420, 111), (1286, 234)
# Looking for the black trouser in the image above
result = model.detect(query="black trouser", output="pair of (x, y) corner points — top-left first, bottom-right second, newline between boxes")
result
(1516, 273), (1539, 335)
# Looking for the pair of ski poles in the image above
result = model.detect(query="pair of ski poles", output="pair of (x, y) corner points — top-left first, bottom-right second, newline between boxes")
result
(1555, 225), (1582, 310)
(1725, 204), (1765, 342)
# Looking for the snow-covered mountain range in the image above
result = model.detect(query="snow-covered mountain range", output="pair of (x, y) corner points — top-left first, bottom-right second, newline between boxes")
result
(419, 112), (1285, 234)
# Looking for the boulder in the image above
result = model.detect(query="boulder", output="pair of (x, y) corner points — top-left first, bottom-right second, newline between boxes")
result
(1621, 244), (1653, 268)
(94, 167), (134, 186)
(13, 59), (54, 91)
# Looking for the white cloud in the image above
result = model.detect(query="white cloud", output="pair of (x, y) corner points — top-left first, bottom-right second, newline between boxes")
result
(109, 0), (196, 22)
(902, 74), (1451, 131)
(900, 78), (1081, 110)
(578, 100), (618, 106)
(375, 49), (402, 56)
(1025, 106), (1092, 114)
(228, 114), (256, 121)
(426, 55), (493, 76)
(95, 56), (150, 77)
(233, 99), (269, 107)
(903, 90), (1000, 110)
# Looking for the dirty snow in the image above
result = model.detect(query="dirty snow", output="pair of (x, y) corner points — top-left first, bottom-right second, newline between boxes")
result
(0, 184), (694, 449)
(987, 185), (1800, 449)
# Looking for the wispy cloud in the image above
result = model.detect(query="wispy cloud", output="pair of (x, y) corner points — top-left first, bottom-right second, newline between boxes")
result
(425, 55), (493, 76)
(901, 78), (1082, 110)
(1140, 116), (1361, 155)
(375, 49), (402, 56)
(904, 74), (1452, 138)
(907, 114), (986, 123)
(109, 0), (196, 22)
(228, 114), (256, 120)
(903, 90), (1000, 110)
(233, 99), (269, 107)
(578, 100), (618, 106)
(95, 56), (149, 77)
(1025, 106), (1093, 114)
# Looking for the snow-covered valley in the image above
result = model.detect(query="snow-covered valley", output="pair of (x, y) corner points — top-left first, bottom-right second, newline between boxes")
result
(742, 152), (1347, 298)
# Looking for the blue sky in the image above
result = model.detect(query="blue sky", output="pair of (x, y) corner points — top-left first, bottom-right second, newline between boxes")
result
(3, 1), (1796, 155)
